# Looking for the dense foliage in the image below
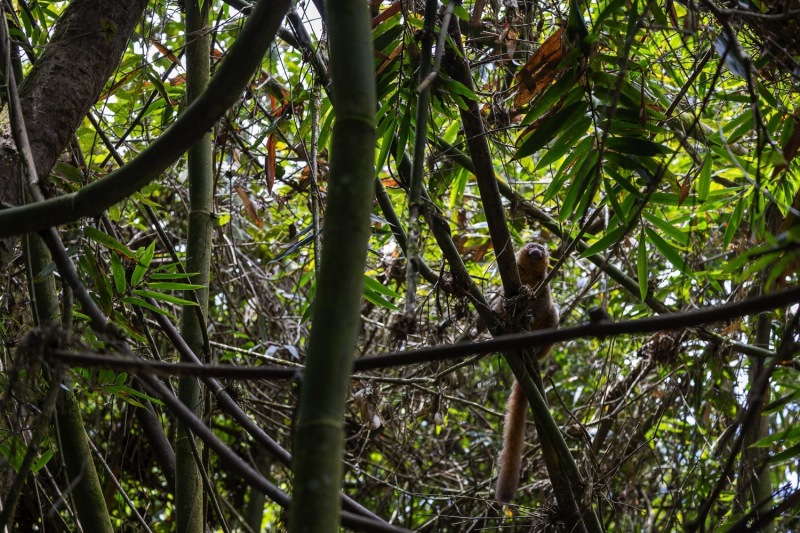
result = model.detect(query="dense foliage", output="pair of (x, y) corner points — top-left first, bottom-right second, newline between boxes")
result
(1, 0), (799, 531)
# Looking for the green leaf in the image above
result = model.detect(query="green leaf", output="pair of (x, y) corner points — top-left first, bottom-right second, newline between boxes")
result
(440, 77), (478, 103)
(442, 120), (461, 145)
(580, 224), (626, 258)
(722, 199), (744, 249)
(121, 296), (177, 319)
(363, 275), (401, 299)
(543, 136), (594, 202)
(602, 178), (627, 223)
(638, 229), (648, 301)
(131, 241), (156, 287)
(138, 240), (156, 268)
(522, 75), (582, 125)
(697, 155), (711, 202)
(567, 0), (589, 53)
(737, 251), (779, 284)
(606, 136), (672, 156)
(395, 105), (412, 164)
(448, 167), (468, 208)
(110, 252), (127, 295)
(147, 282), (206, 291)
(536, 116), (592, 170)
(375, 114), (396, 172)
(559, 150), (599, 221)
(453, 4), (470, 21)
(31, 449), (53, 473)
(131, 289), (198, 307)
(34, 261), (58, 283)
(593, 0), (626, 31)
(364, 288), (400, 311)
(301, 298), (315, 323)
(765, 254), (796, 291)
(53, 162), (85, 183)
(149, 270), (198, 280)
(724, 108), (753, 143)
(85, 226), (136, 259)
(515, 101), (586, 160)
(0, 436), (25, 472)
(605, 164), (644, 198)
(764, 391), (800, 415)
(646, 227), (690, 273)
(751, 426), (800, 448)
(767, 442), (800, 465)
(642, 211), (689, 246)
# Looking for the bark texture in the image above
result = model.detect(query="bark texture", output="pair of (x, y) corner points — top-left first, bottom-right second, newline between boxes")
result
(0, 0), (149, 266)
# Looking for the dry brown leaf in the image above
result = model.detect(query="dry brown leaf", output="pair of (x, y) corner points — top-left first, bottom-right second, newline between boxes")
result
(234, 185), (263, 228)
(372, 1), (402, 28)
(514, 27), (565, 108)
(376, 43), (404, 77)
(150, 39), (181, 65)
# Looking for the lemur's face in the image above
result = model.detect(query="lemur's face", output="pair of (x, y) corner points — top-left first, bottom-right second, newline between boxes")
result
(520, 243), (548, 263)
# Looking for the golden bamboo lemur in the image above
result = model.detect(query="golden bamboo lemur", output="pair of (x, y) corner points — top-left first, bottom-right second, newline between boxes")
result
(495, 243), (559, 504)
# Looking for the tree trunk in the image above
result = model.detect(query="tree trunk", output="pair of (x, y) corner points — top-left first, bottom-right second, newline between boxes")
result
(0, 0), (148, 267)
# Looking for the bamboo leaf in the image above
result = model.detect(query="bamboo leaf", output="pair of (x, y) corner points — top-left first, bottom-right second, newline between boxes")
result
(580, 224), (626, 258)
(131, 289), (198, 307)
(638, 230), (648, 301)
(606, 136), (672, 156)
(543, 135), (594, 202)
(85, 227), (136, 259)
(515, 101), (586, 160)
(147, 282), (206, 291)
(646, 227), (689, 273)
(363, 275), (401, 299)
(110, 252), (127, 295)
(697, 155), (711, 202)
(364, 288), (400, 311)
(122, 296), (177, 319)
(536, 115), (592, 170)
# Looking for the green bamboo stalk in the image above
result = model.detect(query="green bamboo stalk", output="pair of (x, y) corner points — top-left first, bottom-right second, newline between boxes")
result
(403, 0), (438, 321)
(25, 235), (114, 533)
(736, 312), (773, 529)
(442, 18), (602, 532)
(176, 2), (212, 532)
(287, 0), (376, 528)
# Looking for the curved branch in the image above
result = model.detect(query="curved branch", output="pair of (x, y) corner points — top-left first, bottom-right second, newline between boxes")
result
(0, 0), (291, 237)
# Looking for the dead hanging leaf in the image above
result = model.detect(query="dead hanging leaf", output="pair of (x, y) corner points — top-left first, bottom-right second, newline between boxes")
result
(376, 43), (404, 77)
(380, 176), (400, 187)
(353, 386), (383, 430)
(234, 185), (263, 228)
(98, 69), (140, 100)
(514, 27), (565, 108)
(678, 174), (691, 206)
(499, 21), (519, 60)
(371, 1), (402, 28)
(150, 39), (181, 65)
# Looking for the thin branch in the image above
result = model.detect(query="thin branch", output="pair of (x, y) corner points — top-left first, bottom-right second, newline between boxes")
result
(50, 285), (800, 382)
(87, 440), (154, 533)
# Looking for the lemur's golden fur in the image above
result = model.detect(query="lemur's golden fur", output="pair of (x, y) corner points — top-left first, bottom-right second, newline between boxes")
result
(495, 243), (559, 504)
